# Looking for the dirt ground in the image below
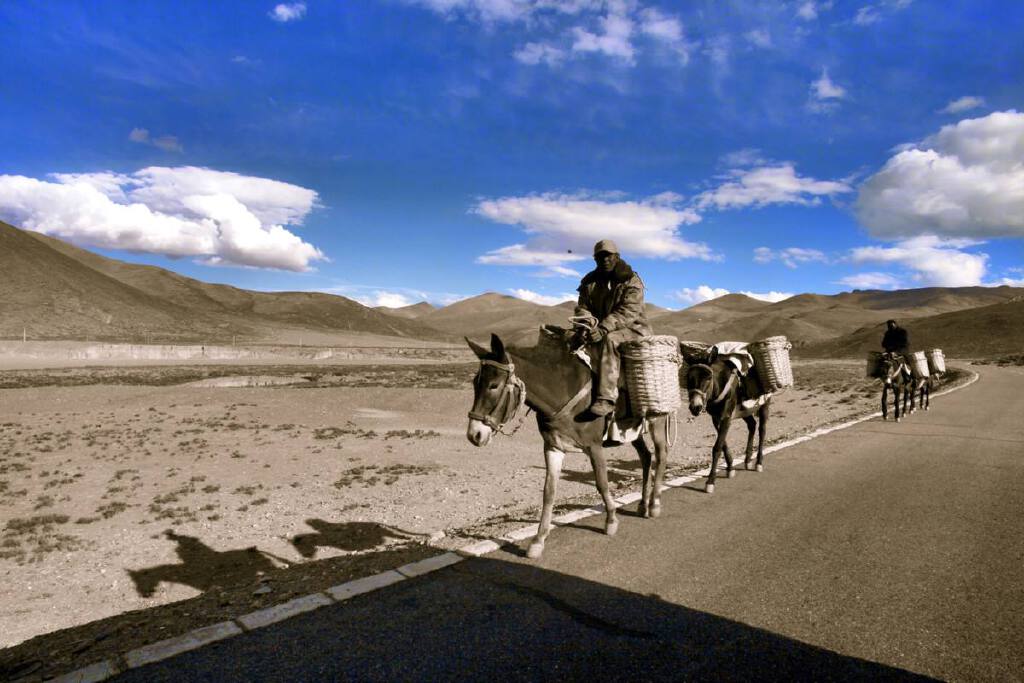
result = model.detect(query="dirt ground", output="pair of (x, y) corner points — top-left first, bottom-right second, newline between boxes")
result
(0, 358), (968, 680)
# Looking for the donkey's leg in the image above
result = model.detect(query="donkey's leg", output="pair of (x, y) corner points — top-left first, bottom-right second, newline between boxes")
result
(634, 436), (653, 518)
(755, 404), (769, 472)
(742, 415), (757, 470)
(706, 414), (731, 493)
(640, 416), (668, 518)
(881, 385), (889, 420)
(894, 385), (902, 422)
(528, 448), (564, 559)
(925, 379), (931, 410)
(587, 445), (618, 535)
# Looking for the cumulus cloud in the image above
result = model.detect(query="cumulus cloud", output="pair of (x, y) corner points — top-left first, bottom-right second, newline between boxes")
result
(696, 163), (852, 211)
(571, 7), (635, 63)
(514, 42), (567, 66)
(353, 291), (416, 308)
(753, 246), (828, 268)
(808, 68), (847, 112)
(939, 96), (985, 115)
(509, 288), (576, 305)
(796, 1), (832, 20)
(849, 236), (989, 286)
(836, 272), (902, 289)
(0, 167), (324, 271)
(128, 128), (183, 153)
(672, 285), (792, 306)
(475, 192), (711, 268)
(406, 0), (690, 67)
(269, 2), (306, 22)
(744, 29), (772, 48)
(853, 6), (880, 25)
(856, 110), (1024, 239)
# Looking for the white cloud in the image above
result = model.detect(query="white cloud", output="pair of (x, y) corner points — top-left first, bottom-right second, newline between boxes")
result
(753, 246), (828, 268)
(672, 285), (792, 306)
(514, 42), (567, 66)
(269, 2), (306, 22)
(744, 29), (772, 48)
(354, 291), (416, 308)
(638, 6), (692, 63)
(128, 128), (183, 153)
(406, 1), (689, 67)
(0, 167), (324, 271)
(509, 289), (576, 306)
(808, 68), (846, 112)
(571, 8), (635, 63)
(939, 96), (985, 115)
(849, 236), (989, 286)
(836, 272), (902, 289)
(856, 110), (1024, 239)
(536, 265), (583, 278)
(997, 277), (1024, 287)
(720, 148), (767, 168)
(696, 163), (852, 211)
(475, 192), (712, 268)
(796, 1), (832, 20)
(853, 6), (880, 25)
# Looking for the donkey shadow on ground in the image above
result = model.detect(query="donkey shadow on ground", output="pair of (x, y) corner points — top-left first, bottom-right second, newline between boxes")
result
(128, 530), (283, 598)
(290, 519), (425, 558)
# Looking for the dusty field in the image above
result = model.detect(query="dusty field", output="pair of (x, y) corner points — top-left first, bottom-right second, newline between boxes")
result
(0, 359), (968, 679)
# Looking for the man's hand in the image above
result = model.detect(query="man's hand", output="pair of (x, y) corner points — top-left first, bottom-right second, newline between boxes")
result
(589, 325), (607, 343)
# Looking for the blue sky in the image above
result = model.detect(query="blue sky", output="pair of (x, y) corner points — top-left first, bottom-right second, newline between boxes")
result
(1, 0), (1023, 309)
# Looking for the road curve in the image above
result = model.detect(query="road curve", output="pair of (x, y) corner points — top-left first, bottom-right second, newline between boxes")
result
(114, 365), (1024, 682)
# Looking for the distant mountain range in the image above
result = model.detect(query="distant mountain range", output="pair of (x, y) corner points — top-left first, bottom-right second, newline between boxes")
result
(2, 221), (1021, 356)
(0, 221), (451, 344)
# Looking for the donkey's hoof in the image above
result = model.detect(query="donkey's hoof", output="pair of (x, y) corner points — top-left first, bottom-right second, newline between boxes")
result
(728, 469), (737, 479)
(649, 503), (662, 518)
(526, 541), (545, 559)
(605, 519), (619, 536)
(895, 417), (901, 423)
(756, 464), (764, 473)
(705, 483), (715, 494)
(744, 461), (752, 471)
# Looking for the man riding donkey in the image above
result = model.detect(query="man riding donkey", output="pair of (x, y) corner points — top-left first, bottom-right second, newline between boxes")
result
(574, 239), (652, 416)
(881, 319), (910, 358)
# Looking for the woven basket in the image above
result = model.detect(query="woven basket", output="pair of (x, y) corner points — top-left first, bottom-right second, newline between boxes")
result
(909, 351), (929, 379)
(678, 340), (712, 365)
(621, 335), (682, 415)
(749, 336), (794, 392)
(926, 349), (946, 374)
(865, 351), (884, 379)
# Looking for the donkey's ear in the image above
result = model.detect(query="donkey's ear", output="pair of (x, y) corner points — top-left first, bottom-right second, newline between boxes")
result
(466, 337), (489, 359)
(490, 333), (507, 360)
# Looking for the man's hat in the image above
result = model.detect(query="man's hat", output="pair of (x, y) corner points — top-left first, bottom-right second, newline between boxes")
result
(593, 239), (619, 256)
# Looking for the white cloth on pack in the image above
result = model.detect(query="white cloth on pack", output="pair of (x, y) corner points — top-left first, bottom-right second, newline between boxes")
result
(712, 341), (754, 376)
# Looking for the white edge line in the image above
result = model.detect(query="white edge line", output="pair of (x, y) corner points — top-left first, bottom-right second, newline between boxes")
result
(48, 369), (980, 682)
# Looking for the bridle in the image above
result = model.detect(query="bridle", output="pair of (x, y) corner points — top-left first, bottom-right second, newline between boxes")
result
(687, 363), (737, 415)
(468, 358), (528, 434)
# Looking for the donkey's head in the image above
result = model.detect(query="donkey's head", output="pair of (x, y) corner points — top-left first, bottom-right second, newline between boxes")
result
(686, 363), (714, 416)
(466, 333), (525, 447)
(878, 353), (908, 387)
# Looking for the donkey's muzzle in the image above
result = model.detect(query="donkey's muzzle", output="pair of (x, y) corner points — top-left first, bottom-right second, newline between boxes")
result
(688, 396), (704, 417)
(466, 419), (492, 447)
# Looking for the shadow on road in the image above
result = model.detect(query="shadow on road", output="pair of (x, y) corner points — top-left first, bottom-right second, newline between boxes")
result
(110, 556), (937, 682)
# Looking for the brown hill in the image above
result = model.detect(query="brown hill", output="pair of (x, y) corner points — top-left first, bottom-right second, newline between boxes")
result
(0, 221), (452, 343)
(419, 293), (574, 342)
(375, 302), (436, 319)
(653, 288), (1024, 347)
(800, 298), (1024, 358)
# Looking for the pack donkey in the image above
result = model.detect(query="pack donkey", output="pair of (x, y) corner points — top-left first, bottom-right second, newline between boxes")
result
(878, 352), (913, 422)
(685, 358), (770, 494)
(466, 333), (674, 559)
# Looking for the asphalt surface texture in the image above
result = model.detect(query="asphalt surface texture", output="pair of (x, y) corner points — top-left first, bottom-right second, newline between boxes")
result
(114, 365), (1023, 682)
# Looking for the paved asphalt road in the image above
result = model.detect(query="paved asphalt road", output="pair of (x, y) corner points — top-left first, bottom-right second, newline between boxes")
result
(115, 365), (1023, 682)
